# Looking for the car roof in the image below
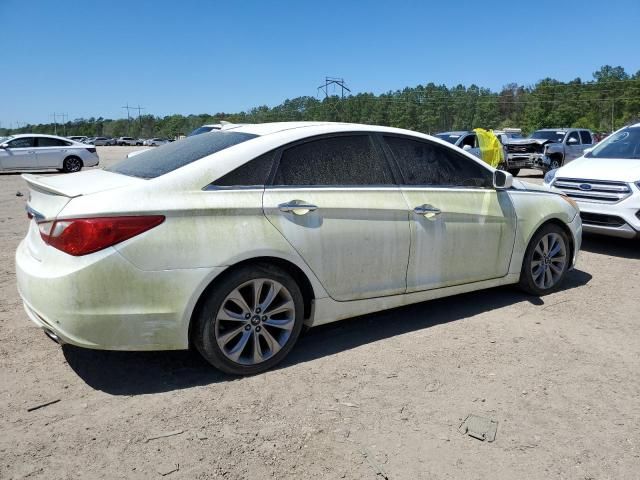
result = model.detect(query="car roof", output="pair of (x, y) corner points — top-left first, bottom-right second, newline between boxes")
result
(9, 133), (78, 140)
(436, 131), (469, 136)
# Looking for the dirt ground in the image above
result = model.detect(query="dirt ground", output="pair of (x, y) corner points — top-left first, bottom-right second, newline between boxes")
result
(1, 146), (639, 479)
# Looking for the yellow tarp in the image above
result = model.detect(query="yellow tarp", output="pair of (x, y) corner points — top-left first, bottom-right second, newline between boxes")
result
(473, 128), (504, 168)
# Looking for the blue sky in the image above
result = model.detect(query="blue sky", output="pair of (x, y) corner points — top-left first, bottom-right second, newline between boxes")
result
(1, 0), (639, 126)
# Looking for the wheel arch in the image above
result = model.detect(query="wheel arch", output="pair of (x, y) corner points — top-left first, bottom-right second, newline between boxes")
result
(187, 256), (316, 348)
(527, 217), (575, 268)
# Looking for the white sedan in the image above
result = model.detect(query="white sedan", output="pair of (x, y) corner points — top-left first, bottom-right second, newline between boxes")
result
(0, 134), (99, 172)
(16, 122), (581, 374)
(144, 138), (170, 146)
(544, 123), (640, 239)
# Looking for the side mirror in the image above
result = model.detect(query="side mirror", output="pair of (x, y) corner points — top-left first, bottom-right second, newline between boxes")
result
(462, 145), (473, 152)
(493, 170), (513, 190)
(567, 137), (578, 145)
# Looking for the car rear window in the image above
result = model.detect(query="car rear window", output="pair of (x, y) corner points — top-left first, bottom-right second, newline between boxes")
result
(107, 131), (258, 179)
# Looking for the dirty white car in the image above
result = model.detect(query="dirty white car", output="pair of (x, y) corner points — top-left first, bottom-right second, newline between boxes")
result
(545, 123), (640, 238)
(16, 122), (581, 374)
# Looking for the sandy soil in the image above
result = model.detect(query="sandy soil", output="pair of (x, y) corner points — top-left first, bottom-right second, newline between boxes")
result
(1, 147), (639, 479)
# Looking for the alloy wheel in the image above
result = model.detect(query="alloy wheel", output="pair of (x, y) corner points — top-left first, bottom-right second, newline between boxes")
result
(214, 278), (296, 365)
(530, 232), (567, 289)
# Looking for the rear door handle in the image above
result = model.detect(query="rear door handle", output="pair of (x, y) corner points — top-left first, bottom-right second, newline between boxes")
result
(413, 204), (441, 216)
(278, 201), (318, 215)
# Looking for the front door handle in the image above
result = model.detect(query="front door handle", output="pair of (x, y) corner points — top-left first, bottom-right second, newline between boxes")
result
(278, 200), (318, 216)
(413, 204), (441, 216)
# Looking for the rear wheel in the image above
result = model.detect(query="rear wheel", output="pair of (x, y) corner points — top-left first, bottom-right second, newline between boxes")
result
(62, 156), (83, 173)
(519, 223), (570, 295)
(194, 264), (304, 375)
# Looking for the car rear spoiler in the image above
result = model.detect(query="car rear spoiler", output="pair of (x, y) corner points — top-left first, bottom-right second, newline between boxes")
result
(21, 174), (82, 198)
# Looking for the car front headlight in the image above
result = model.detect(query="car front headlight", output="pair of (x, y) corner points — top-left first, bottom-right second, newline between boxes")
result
(543, 168), (558, 186)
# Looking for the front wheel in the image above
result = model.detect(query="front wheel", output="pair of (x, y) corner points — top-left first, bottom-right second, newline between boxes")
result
(194, 264), (304, 375)
(62, 156), (83, 173)
(519, 223), (570, 296)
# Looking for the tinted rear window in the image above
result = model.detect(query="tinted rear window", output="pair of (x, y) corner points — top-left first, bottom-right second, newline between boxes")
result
(107, 131), (258, 179)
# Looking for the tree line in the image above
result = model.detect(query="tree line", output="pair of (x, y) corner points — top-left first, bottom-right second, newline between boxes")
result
(2, 65), (639, 139)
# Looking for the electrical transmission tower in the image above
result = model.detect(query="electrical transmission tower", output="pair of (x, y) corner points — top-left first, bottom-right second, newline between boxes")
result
(317, 77), (351, 99)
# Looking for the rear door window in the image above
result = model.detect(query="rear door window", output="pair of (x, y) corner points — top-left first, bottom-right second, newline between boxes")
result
(579, 131), (592, 144)
(36, 137), (71, 147)
(210, 152), (275, 188)
(107, 131), (258, 179)
(272, 135), (393, 186)
(384, 135), (492, 188)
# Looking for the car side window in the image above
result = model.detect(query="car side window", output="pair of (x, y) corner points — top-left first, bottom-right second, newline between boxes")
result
(36, 137), (70, 147)
(566, 131), (580, 144)
(210, 152), (276, 188)
(273, 135), (393, 186)
(7, 137), (35, 148)
(579, 131), (592, 144)
(461, 134), (477, 148)
(384, 135), (492, 188)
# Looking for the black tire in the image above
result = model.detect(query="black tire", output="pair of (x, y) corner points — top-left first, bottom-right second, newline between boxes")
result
(62, 156), (83, 173)
(194, 263), (305, 375)
(519, 223), (570, 296)
(549, 156), (563, 170)
(507, 168), (520, 176)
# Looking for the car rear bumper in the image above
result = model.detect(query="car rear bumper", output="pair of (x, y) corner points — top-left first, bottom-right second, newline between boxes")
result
(16, 239), (224, 351)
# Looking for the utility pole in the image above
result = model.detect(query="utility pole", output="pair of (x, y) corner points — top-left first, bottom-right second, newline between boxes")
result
(135, 105), (145, 133)
(122, 103), (134, 135)
(52, 112), (58, 135)
(317, 76), (351, 99)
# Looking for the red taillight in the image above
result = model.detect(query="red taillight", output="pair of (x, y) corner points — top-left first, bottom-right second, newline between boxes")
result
(85, 147), (97, 153)
(38, 216), (165, 256)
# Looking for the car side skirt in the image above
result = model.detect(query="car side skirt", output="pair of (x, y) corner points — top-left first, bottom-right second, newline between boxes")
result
(310, 273), (520, 327)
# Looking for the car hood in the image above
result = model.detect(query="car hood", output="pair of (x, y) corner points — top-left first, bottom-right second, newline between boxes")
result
(505, 138), (552, 146)
(555, 156), (640, 182)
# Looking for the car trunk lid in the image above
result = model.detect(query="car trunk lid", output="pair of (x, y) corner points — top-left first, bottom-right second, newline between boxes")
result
(22, 170), (144, 220)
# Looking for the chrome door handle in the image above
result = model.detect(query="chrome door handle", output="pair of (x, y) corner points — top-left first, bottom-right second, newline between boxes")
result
(413, 204), (441, 216)
(278, 201), (318, 215)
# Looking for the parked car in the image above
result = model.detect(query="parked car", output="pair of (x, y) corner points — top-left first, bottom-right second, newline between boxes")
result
(116, 137), (142, 146)
(83, 137), (96, 144)
(0, 134), (99, 172)
(435, 131), (481, 157)
(91, 137), (114, 146)
(506, 128), (595, 172)
(68, 136), (87, 143)
(544, 123), (640, 239)
(16, 122), (581, 375)
(188, 124), (223, 136)
(144, 138), (170, 146)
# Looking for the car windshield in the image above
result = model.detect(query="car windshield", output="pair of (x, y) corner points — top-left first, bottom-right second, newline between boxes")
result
(435, 133), (462, 144)
(188, 126), (219, 136)
(587, 126), (640, 159)
(106, 131), (258, 178)
(531, 130), (565, 142)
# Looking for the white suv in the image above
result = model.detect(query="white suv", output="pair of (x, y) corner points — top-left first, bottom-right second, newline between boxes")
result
(544, 123), (640, 239)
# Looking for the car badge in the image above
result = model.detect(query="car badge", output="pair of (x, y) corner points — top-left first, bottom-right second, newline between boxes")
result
(579, 184), (592, 191)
